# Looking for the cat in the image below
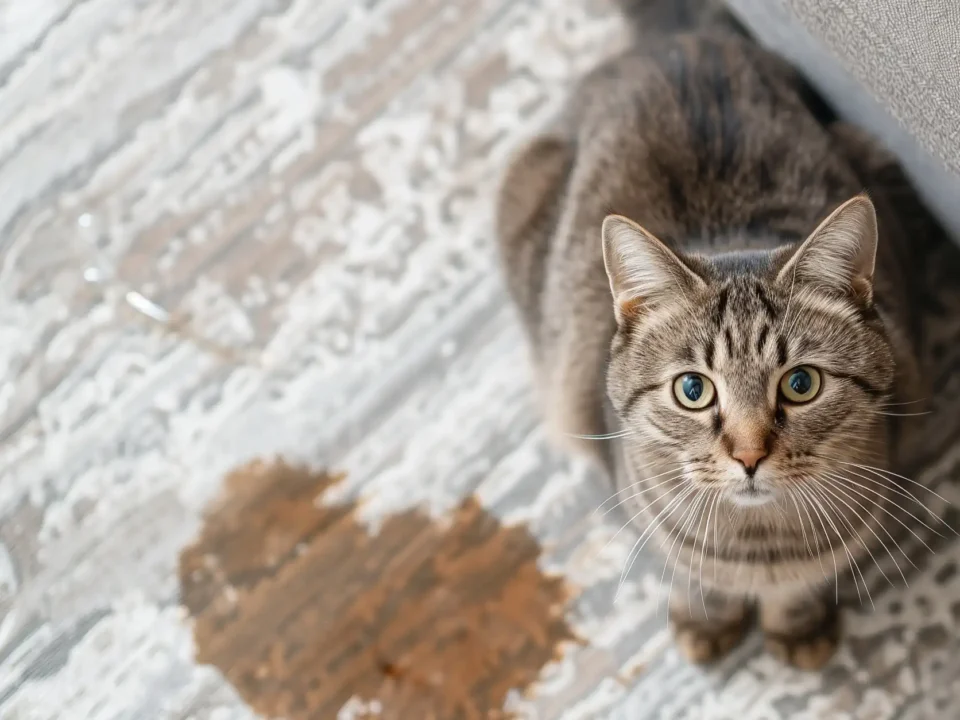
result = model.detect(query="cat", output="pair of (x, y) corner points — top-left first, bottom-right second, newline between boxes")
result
(495, 0), (935, 669)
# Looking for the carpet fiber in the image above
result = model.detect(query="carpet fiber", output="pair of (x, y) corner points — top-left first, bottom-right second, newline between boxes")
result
(2, 1), (960, 718)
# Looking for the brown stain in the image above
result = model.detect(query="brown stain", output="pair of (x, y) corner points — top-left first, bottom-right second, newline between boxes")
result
(179, 459), (575, 719)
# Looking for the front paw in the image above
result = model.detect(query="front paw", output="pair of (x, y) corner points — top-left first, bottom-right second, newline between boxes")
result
(761, 598), (840, 670)
(670, 616), (751, 665)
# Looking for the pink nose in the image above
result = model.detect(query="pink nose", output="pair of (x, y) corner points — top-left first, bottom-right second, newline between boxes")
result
(732, 448), (767, 470)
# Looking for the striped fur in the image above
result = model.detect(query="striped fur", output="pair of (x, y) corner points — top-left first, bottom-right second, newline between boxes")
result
(495, 2), (932, 667)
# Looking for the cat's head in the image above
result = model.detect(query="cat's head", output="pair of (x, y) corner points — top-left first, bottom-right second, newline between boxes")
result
(602, 194), (895, 508)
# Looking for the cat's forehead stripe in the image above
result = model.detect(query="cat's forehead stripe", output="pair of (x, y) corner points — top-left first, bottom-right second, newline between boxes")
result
(753, 284), (778, 320)
(776, 335), (788, 367)
(713, 285), (730, 324)
(755, 324), (770, 356)
(704, 337), (716, 370)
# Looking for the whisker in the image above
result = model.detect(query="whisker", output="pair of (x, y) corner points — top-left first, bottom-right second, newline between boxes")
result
(595, 461), (685, 513)
(807, 481), (871, 607)
(816, 457), (948, 528)
(817, 455), (953, 534)
(794, 483), (842, 604)
(818, 479), (876, 609)
(601, 481), (684, 556)
(568, 429), (634, 441)
(814, 475), (903, 588)
(712, 487), (722, 586)
(820, 471), (938, 555)
(656, 494), (699, 614)
(599, 472), (686, 517)
(595, 450), (685, 488)
(813, 483), (876, 608)
(769, 494), (788, 525)
(617, 486), (697, 598)
(820, 474), (915, 581)
(786, 488), (828, 584)
(662, 489), (709, 613)
(836, 460), (951, 505)
(697, 490), (721, 619)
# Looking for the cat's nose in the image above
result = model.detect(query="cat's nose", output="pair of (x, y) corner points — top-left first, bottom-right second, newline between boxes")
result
(732, 447), (767, 473)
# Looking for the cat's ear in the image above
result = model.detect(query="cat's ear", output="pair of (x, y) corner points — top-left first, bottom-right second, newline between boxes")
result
(602, 214), (704, 323)
(776, 193), (878, 305)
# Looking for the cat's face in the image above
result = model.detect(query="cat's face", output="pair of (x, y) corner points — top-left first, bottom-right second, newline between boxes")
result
(603, 195), (896, 509)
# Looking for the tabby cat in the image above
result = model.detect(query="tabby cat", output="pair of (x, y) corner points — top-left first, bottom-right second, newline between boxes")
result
(496, 0), (932, 668)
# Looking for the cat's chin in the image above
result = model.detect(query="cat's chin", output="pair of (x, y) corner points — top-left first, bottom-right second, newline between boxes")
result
(726, 484), (776, 507)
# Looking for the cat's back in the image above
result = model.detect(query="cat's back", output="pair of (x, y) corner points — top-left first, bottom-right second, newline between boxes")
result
(566, 32), (856, 244)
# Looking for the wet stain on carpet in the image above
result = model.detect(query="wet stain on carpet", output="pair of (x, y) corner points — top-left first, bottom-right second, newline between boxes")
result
(178, 459), (574, 719)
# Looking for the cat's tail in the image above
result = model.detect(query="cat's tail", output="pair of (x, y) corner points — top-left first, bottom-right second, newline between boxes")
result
(614, 0), (746, 37)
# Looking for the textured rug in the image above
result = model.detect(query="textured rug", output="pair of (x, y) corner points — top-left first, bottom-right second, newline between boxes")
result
(2, 1), (960, 718)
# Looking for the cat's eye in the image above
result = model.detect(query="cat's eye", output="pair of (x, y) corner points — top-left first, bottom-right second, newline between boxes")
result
(779, 366), (822, 403)
(673, 373), (716, 410)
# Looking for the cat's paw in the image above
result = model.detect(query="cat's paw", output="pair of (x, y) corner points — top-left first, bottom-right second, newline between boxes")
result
(671, 617), (750, 665)
(761, 598), (840, 670)
(764, 631), (838, 670)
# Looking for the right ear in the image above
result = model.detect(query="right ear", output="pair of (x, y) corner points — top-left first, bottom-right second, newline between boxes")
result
(601, 215), (704, 323)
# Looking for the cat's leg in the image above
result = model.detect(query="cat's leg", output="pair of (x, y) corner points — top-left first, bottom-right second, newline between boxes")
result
(760, 590), (840, 670)
(669, 582), (751, 665)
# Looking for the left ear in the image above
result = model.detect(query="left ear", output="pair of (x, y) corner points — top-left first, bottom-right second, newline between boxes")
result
(776, 193), (878, 306)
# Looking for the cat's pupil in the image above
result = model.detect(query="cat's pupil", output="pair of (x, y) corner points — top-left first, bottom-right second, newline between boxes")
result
(682, 375), (703, 401)
(789, 369), (812, 395)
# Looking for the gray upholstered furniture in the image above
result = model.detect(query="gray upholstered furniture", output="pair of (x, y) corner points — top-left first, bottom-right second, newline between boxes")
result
(728, 0), (960, 238)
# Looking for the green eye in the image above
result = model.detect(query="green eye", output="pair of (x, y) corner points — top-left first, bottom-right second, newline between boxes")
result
(673, 373), (716, 410)
(779, 366), (822, 403)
